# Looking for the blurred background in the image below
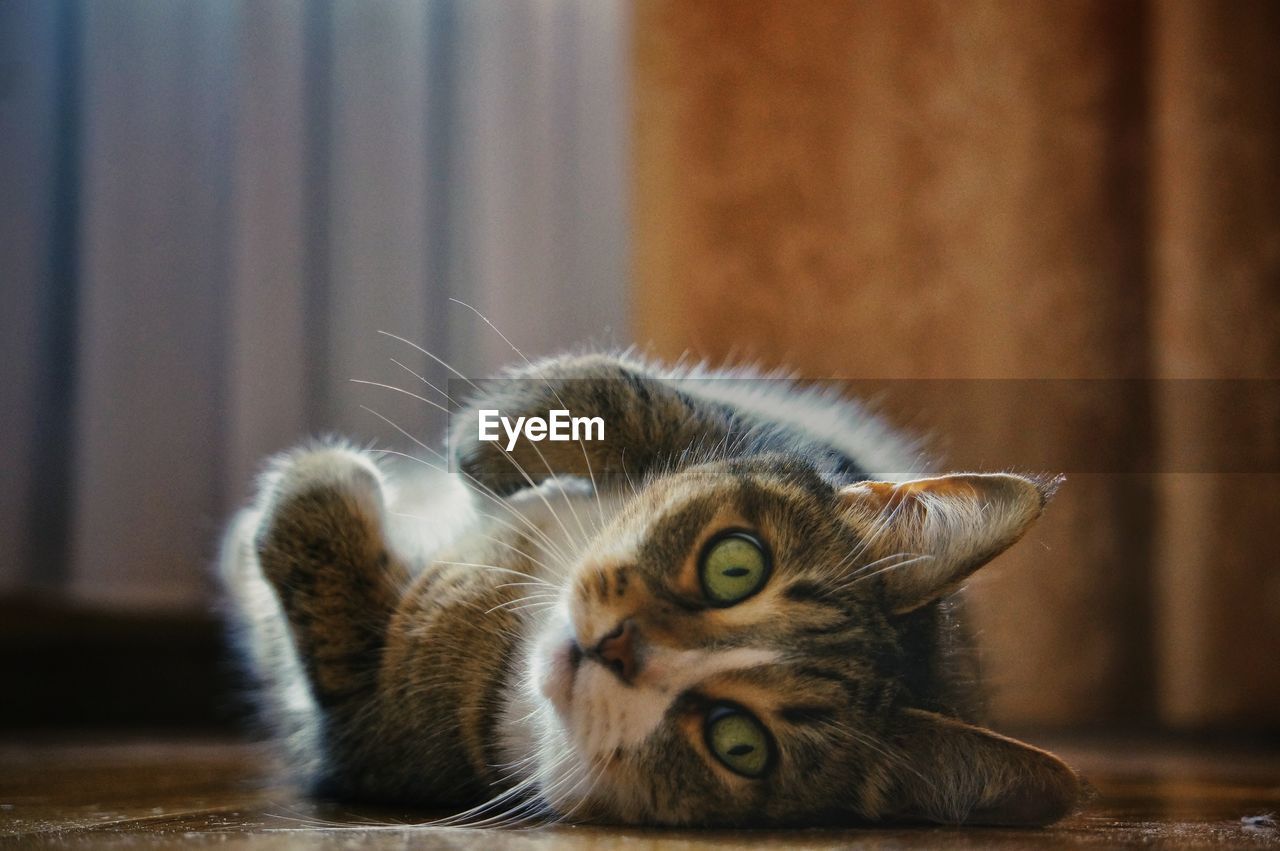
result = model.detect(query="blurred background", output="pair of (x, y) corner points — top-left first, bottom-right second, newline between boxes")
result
(1, 1), (1276, 736)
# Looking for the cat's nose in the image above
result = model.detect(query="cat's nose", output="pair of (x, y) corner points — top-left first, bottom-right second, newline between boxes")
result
(592, 618), (638, 683)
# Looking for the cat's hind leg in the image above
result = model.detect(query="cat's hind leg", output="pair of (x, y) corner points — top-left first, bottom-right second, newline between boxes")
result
(246, 443), (410, 724)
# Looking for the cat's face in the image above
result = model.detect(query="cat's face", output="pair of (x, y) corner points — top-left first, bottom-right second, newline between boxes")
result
(527, 459), (1081, 826)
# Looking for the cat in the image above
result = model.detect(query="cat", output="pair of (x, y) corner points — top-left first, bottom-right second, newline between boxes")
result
(219, 351), (1081, 827)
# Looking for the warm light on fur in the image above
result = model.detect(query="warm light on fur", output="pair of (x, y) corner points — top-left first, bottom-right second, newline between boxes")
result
(221, 352), (1082, 827)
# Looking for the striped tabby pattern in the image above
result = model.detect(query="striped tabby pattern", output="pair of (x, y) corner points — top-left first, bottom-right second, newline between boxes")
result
(221, 353), (1080, 826)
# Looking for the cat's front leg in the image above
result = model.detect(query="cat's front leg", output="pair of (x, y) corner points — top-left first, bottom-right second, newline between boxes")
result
(252, 443), (409, 722)
(451, 353), (734, 495)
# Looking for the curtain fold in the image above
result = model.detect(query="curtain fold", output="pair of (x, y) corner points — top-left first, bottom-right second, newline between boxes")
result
(1, 0), (629, 609)
(0, 1), (69, 595)
(1151, 0), (1280, 727)
(69, 0), (236, 607)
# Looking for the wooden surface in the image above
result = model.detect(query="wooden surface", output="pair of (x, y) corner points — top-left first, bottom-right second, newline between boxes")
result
(2, 735), (1278, 848)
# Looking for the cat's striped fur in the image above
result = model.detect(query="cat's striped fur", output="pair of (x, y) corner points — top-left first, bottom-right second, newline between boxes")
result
(220, 352), (1081, 826)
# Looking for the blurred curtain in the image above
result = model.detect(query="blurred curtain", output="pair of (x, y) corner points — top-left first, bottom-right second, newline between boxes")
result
(0, 0), (629, 608)
(633, 0), (1279, 729)
(1150, 1), (1280, 727)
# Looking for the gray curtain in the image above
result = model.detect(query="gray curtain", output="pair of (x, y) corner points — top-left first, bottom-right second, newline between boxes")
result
(0, 0), (630, 608)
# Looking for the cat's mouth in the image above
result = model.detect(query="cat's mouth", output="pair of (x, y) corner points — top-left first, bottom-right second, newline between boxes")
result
(537, 634), (583, 716)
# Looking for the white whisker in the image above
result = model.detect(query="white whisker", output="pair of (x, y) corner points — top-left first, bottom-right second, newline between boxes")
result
(377, 328), (480, 391)
(350, 378), (450, 414)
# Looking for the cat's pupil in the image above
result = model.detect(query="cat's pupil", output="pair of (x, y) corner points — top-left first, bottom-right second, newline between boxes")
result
(723, 566), (749, 577)
(728, 744), (753, 756)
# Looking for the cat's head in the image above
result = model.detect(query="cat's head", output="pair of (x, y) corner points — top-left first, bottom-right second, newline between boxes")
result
(527, 456), (1080, 826)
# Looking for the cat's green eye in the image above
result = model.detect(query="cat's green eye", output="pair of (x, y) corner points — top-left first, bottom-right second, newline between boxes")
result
(704, 704), (773, 778)
(698, 530), (770, 606)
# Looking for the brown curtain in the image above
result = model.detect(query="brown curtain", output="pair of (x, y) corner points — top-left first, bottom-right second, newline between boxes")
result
(1150, 1), (1280, 727)
(633, 0), (1279, 729)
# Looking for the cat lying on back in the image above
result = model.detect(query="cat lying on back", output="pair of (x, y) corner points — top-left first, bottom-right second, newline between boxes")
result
(220, 352), (1081, 827)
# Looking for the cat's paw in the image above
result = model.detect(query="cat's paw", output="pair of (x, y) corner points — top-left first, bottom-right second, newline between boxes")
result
(449, 353), (636, 495)
(253, 442), (388, 578)
(258, 442), (385, 516)
(450, 425), (527, 497)
(244, 442), (406, 715)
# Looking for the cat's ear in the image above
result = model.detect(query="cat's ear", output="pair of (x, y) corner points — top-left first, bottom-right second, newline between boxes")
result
(885, 708), (1081, 825)
(837, 473), (1057, 614)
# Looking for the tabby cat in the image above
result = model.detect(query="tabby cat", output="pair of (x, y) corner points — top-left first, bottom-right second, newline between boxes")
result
(220, 352), (1081, 827)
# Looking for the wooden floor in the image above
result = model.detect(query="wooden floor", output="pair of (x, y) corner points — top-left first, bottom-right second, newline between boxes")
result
(2, 734), (1278, 849)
